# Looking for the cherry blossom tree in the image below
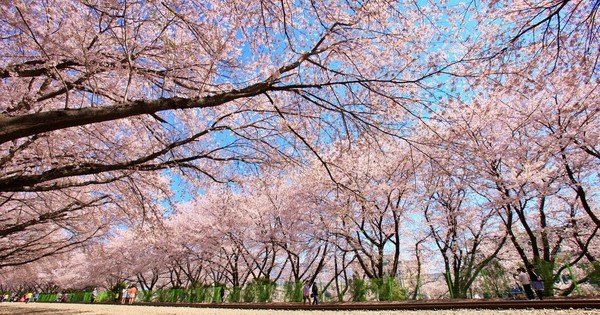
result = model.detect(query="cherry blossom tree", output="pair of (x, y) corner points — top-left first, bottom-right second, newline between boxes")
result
(322, 140), (418, 280)
(423, 38), (598, 295)
(419, 159), (508, 298)
(0, 0), (597, 300)
(0, 0), (476, 268)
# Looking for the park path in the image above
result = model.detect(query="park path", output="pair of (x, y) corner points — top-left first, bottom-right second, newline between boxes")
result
(1, 302), (600, 315)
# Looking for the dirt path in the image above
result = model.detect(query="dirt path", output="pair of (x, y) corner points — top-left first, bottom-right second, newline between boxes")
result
(1, 303), (600, 315)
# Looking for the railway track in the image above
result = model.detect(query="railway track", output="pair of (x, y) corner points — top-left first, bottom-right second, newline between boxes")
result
(135, 298), (600, 311)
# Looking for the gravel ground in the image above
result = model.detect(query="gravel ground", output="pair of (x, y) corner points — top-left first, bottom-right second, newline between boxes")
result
(0, 303), (599, 315)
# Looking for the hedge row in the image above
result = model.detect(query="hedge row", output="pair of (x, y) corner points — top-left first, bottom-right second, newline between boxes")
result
(14, 277), (409, 304)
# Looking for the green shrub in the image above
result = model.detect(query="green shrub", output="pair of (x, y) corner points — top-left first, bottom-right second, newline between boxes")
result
(283, 282), (303, 302)
(256, 283), (274, 302)
(37, 293), (57, 302)
(96, 291), (114, 302)
(192, 286), (208, 303)
(156, 289), (171, 302)
(171, 288), (184, 302)
(228, 286), (242, 302)
(66, 292), (86, 302)
(242, 285), (255, 302)
(211, 286), (224, 303)
(350, 278), (367, 302)
(582, 261), (600, 288)
(369, 277), (407, 301)
(140, 290), (154, 302)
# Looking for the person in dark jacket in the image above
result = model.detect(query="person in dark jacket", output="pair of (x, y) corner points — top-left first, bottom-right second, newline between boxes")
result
(527, 264), (544, 300)
(311, 282), (319, 305)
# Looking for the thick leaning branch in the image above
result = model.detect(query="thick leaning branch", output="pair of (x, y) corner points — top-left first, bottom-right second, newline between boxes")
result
(0, 82), (271, 145)
(0, 125), (237, 192)
(0, 22), (340, 145)
(0, 195), (110, 238)
(0, 59), (80, 79)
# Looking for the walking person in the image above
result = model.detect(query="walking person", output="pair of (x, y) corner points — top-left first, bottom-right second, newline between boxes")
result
(311, 282), (319, 305)
(517, 267), (535, 300)
(303, 280), (311, 305)
(91, 288), (98, 303)
(527, 265), (544, 300)
(121, 288), (127, 304)
(128, 285), (137, 304)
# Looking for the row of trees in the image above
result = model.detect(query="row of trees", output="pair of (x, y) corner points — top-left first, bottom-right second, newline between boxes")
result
(0, 0), (598, 300)
(2, 122), (598, 298)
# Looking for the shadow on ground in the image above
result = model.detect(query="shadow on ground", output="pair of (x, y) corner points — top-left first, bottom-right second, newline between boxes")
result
(0, 306), (81, 315)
